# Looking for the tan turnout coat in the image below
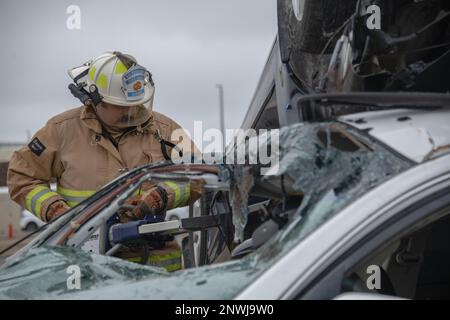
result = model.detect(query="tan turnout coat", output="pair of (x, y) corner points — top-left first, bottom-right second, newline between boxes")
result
(7, 105), (195, 221)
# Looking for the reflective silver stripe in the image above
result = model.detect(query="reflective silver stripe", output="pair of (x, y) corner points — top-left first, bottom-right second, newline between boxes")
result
(30, 189), (53, 214)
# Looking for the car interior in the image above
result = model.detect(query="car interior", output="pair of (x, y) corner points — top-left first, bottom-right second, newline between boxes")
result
(342, 211), (450, 299)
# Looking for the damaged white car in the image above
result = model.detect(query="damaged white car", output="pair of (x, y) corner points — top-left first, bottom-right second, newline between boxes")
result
(1, 94), (449, 300)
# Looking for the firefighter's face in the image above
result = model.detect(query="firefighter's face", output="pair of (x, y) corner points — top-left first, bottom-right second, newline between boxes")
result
(97, 102), (143, 129)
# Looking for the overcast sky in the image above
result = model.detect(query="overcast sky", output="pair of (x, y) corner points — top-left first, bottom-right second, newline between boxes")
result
(0, 0), (277, 143)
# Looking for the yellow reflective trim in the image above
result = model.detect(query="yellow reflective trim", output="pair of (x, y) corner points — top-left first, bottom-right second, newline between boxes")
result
(114, 61), (128, 74)
(34, 192), (59, 217)
(57, 186), (96, 208)
(25, 185), (48, 212)
(97, 73), (108, 89)
(126, 251), (182, 271)
(163, 181), (181, 207)
(66, 201), (79, 208)
(148, 250), (182, 262)
(165, 263), (182, 272)
(88, 66), (96, 81)
(180, 185), (190, 207)
(57, 186), (96, 198)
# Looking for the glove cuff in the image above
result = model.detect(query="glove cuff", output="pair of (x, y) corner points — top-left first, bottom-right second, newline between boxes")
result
(153, 186), (168, 213)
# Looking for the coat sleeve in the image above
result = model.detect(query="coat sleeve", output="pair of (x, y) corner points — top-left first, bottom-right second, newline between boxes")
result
(7, 120), (65, 221)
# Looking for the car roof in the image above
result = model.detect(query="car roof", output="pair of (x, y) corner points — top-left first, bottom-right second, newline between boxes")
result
(339, 108), (450, 163)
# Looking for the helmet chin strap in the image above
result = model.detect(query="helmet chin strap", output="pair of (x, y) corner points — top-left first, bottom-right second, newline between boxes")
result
(91, 103), (132, 148)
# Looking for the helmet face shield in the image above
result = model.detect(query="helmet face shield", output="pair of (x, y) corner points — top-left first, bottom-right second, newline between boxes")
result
(98, 103), (151, 130)
(123, 105), (150, 127)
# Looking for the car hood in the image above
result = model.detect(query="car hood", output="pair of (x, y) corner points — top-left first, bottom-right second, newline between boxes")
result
(0, 246), (260, 300)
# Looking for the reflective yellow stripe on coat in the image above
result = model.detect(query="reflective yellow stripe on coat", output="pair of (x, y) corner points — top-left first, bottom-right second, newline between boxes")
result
(26, 185), (60, 218)
(127, 250), (182, 272)
(57, 186), (96, 207)
(57, 186), (144, 207)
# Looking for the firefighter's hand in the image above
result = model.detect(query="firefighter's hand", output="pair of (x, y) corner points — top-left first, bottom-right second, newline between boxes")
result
(118, 187), (168, 223)
(132, 186), (168, 220)
(46, 200), (70, 222)
(117, 195), (142, 223)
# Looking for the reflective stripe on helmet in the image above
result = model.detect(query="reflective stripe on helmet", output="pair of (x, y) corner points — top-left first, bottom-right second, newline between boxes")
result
(88, 66), (96, 81)
(97, 73), (108, 90)
(114, 61), (128, 74)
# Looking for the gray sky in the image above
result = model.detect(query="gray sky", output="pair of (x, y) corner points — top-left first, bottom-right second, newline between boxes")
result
(0, 0), (277, 143)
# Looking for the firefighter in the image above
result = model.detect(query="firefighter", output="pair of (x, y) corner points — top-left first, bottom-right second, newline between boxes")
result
(7, 51), (199, 271)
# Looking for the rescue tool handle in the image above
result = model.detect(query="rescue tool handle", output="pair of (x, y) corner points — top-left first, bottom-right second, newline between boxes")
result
(109, 214), (229, 245)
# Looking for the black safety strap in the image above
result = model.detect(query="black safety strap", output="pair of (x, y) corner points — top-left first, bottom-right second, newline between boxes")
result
(93, 107), (144, 150)
(93, 106), (181, 160)
(153, 129), (183, 161)
(100, 126), (119, 149)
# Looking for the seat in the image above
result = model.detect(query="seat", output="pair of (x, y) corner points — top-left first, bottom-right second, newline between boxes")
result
(414, 215), (450, 299)
(384, 226), (431, 299)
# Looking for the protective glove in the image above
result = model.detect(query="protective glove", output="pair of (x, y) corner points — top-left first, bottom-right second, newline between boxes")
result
(118, 186), (168, 223)
(46, 200), (70, 222)
(117, 194), (142, 223)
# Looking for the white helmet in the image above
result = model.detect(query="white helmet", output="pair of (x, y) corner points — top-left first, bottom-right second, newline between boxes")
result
(68, 51), (155, 108)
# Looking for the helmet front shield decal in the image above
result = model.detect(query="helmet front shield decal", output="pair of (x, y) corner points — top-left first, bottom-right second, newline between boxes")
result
(122, 65), (146, 101)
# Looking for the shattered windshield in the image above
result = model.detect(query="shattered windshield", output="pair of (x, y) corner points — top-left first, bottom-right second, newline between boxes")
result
(0, 122), (412, 299)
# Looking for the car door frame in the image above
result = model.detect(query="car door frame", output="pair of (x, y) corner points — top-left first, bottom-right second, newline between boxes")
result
(236, 154), (450, 300)
(298, 182), (450, 300)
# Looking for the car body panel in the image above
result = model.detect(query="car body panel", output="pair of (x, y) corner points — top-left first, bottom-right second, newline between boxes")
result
(340, 109), (450, 163)
(236, 154), (450, 299)
(1, 111), (449, 300)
